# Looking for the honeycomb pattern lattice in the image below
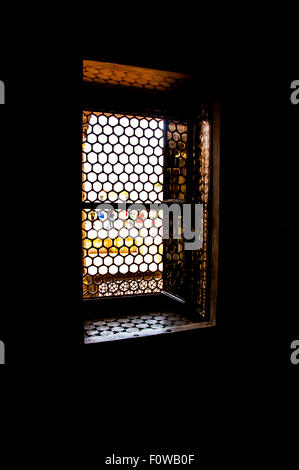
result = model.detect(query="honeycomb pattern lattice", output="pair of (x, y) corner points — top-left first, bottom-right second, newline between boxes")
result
(161, 120), (188, 298)
(82, 111), (164, 298)
(82, 208), (163, 297)
(82, 112), (164, 204)
(82, 107), (211, 313)
(163, 217), (186, 299)
(165, 121), (188, 200)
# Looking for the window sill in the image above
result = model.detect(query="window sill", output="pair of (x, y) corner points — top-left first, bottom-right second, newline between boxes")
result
(84, 310), (214, 344)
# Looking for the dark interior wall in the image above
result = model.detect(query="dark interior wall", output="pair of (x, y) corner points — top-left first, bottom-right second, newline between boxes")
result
(1, 24), (297, 463)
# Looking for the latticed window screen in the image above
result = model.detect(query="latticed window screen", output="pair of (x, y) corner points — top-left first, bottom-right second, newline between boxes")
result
(82, 112), (164, 297)
(81, 106), (210, 317)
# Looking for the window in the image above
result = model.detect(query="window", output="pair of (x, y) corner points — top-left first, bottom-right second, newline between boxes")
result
(81, 61), (220, 324)
(82, 112), (164, 297)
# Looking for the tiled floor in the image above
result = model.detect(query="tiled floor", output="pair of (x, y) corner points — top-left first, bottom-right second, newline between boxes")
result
(84, 310), (208, 344)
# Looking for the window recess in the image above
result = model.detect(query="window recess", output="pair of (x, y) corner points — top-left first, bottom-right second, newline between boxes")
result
(81, 61), (219, 324)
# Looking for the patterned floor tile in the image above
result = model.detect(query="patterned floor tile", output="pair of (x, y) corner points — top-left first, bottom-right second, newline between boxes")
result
(84, 310), (209, 344)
